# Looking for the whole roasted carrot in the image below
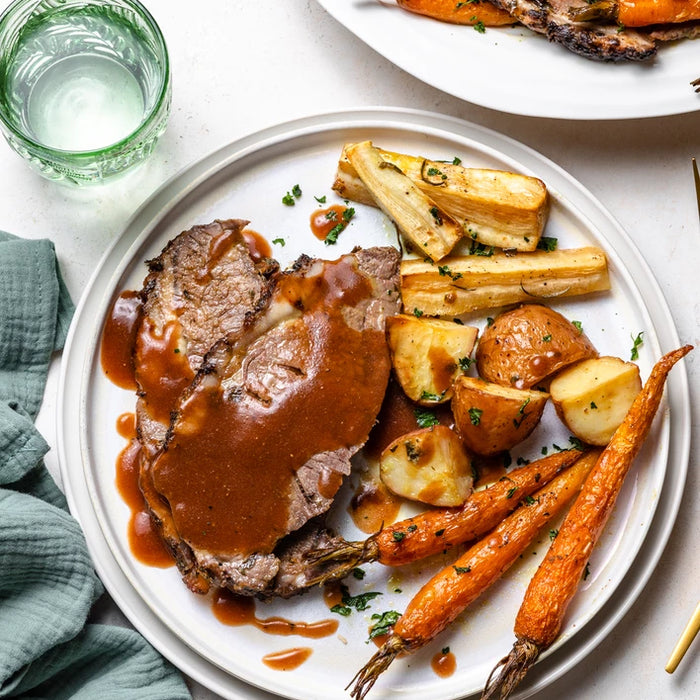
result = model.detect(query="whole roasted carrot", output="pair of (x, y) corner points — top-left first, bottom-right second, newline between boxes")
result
(482, 345), (692, 700)
(571, 0), (700, 26)
(307, 449), (584, 583)
(347, 450), (599, 700)
(397, 0), (517, 26)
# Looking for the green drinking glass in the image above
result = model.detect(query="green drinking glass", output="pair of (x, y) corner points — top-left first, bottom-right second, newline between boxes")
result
(0, 0), (171, 185)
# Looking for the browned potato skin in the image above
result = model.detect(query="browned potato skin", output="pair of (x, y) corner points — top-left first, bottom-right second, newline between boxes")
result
(452, 376), (549, 455)
(476, 304), (598, 390)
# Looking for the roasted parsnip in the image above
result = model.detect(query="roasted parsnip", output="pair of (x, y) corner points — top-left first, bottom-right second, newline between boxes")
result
(401, 247), (610, 316)
(334, 144), (549, 251)
(344, 141), (463, 261)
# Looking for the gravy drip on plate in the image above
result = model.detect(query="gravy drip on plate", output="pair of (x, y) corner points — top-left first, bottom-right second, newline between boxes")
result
(212, 587), (338, 638)
(100, 290), (141, 390)
(113, 413), (173, 567)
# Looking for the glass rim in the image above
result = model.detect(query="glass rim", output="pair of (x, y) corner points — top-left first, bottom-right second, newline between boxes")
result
(0, 0), (171, 160)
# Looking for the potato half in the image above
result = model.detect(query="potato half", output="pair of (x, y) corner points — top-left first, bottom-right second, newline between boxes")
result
(452, 376), (549, 456)
(386, 314), (478, 404)
(549, 356), (642, 446)
(380, 425), (474, 506)
(476, 304), (598, 390)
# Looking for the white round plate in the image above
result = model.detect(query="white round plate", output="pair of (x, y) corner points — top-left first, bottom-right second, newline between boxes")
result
(58, 108), (690, 700)
(316, 0), (700, 120)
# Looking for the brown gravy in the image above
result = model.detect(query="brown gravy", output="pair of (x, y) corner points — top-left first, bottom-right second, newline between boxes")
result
(101, 291), (142, 390)
(212, 588), (338, 639)
(114, 427), (173, 568)
(431, 648), (457, 677)
(310, 204), (352, 241)
(150, 257), (390, 558)
(262, 647), (313, 671)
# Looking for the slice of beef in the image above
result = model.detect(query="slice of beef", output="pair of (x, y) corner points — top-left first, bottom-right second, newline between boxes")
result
(132, 219), (278, 592)
(491, 0), (657, 61)
(148, 246), (401, 597)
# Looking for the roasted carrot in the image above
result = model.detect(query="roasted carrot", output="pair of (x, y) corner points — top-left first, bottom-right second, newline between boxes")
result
(397, 0), (517, 26)
(482, 345), (693, 700)
(570, 0), (700, 26)
(348, 450), (599, 699)
(306, 449), (584, 584)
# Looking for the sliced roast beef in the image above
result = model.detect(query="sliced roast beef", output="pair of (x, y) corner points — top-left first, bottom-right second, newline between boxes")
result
(137, 234), (401, 598)
(132, 219), (278, 592)
(491, 0), (657, 61)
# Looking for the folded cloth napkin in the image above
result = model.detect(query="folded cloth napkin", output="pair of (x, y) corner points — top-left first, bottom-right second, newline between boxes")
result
(0, 232), (191, 699)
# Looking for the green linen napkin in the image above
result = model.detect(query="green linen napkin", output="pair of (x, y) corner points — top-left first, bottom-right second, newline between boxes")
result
(0, 232), (191, 699)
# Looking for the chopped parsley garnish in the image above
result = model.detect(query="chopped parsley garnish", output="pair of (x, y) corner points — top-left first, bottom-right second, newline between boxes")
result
(630, 331), (644, 360)
(330, 585), (382, 616)
(453, 565), (472, 574)
(468, 407), (483, 426)
(352, 567), (365, 580)
(413, 307), (424, 317)
(472, 20), (486, 33)
(415, 407), (439, 428)
(314, 194), (327, 203)
(549, 529), (559, 541)
(421, 390), (446, 403)
(271, 237), (285, 246)
(282, 184), (302, 206)
(507, 486), (518, 498)
(536, 236), (558, 251)
(392, 531), (406, 542)
(368, 610), (400, 639)
(572, 320), (584, 334)
(324, 206), (355, 245)
(458, 356), (474, 372)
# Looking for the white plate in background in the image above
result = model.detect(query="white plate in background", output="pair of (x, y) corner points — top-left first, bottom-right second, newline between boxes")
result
(316, 1), (700, 120)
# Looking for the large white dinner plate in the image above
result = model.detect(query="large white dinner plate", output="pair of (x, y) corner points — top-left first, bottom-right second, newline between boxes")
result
(316, 0), (700, 120)
(58, 108), (690, 700)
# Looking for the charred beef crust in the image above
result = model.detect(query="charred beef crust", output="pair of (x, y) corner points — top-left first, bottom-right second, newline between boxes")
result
(490, 0), (657, 61)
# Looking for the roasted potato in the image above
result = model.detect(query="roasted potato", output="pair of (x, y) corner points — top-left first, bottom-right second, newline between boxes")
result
(400, 247), (610, 316)
(549, 356), (642, 446)
(380, 425), (474, 506)
(476, 304), (598, 390)
(452, 376), (549, 455)
(386, 314), (479, 404)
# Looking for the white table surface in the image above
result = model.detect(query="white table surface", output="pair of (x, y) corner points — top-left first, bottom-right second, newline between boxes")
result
(1, 1), (698, 699)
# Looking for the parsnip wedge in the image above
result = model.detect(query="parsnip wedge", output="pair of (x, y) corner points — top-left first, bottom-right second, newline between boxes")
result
(344, 141), (463, 261)
(386, 314), (479, 404)
(549, 356), (642, 446)
(401, 246), (610, 316)
(380, 425), (474, 506)
(334, 144), (549, 251)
